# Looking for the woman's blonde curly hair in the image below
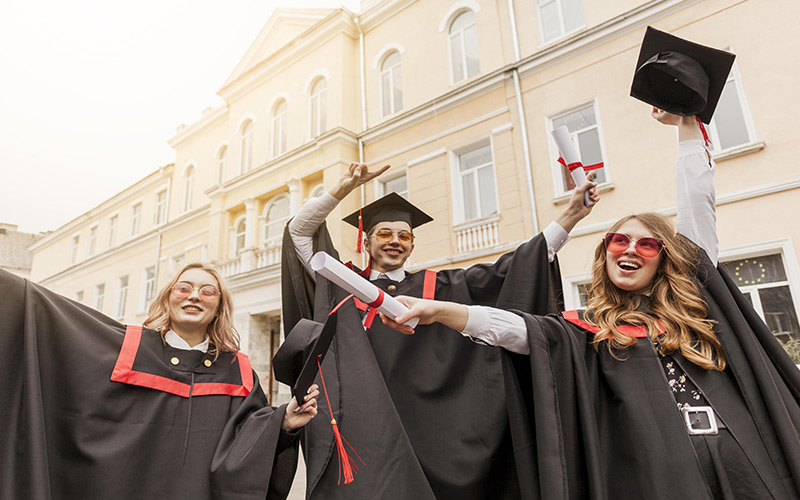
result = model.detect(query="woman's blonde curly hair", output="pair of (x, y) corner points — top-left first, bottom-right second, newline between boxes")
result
(586, 213), (726, 371)
(143, 263), (240, 359)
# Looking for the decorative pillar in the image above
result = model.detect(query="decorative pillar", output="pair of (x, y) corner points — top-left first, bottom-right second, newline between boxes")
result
(288, 178), (301, 215)
(241, 198), (258, 272)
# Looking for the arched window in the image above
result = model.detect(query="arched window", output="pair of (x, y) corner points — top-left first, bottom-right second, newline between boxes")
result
(309, 79), (327, 138)
(217, 146), (227, 184)
(240, 120), (254, 173)
(273, 100), (288, 157)
(449, 10), (479, 83)
(182, 166), (194, 212)
(262, 195), (290, 246)
(380, 51), (403, 117)
(234, 217), (247, 254)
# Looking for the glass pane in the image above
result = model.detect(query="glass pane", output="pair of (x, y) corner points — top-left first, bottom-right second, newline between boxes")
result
(759, 286), (800, 341)
(577, 129), (606, 183)
(320, 90), (327, 133)
(450, 11), (473, 33)
(553, 106), (596, 131)
(383, 175), (408, 198)
(311, 96), (319, 136)
(393, 66), (403, 111)
(577, 283), (590, 307)
(382, 71), (392, 116)
(539, 2), (561, 43)
(462, 171), (477, 220)
(741, 291), (753, 306)
(477, 165), (498, 217)
(459, 145), (491, 172)
(382, 51), (400, 70)
(562, 0), (585, 33)
(450, 32), (464, 82)
(712, 80), (750, 150)
(721, 255), (788, 285)
(465, 24), (480, 77)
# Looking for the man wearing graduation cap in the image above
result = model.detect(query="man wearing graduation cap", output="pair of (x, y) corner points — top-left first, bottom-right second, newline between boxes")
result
(279, 158), (598, 499)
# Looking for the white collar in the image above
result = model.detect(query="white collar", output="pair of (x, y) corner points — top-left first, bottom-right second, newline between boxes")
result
(369, 268), (406, 282)
(165, 330), (210, 353)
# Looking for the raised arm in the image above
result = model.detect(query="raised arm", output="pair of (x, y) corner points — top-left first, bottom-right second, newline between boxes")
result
(288, 162), (390, 271)
(652, 108), (719, 264)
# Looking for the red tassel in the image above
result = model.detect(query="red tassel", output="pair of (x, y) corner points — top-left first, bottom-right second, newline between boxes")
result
(317, 356), (364, 485)
(696, 116), (711, 147)
(356, 209), (363, 254)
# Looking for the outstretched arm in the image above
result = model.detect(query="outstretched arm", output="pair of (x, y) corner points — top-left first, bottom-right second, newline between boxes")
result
(288, 162), (390, 271)
(652, 107), (718, 264)
(381, 296), (530, 354)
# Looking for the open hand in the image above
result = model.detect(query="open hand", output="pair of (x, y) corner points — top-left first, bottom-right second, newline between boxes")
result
(282, 384), (320, 431)
(332, 162), (391, 200)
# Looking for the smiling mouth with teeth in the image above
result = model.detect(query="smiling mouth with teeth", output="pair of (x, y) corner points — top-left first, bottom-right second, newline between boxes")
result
(618, 261), (641, 270)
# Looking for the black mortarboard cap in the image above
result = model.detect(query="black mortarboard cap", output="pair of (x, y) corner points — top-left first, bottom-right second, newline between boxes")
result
(342, 192), (433, 234)
(273, 311), (338, 401)
(631, 26), (735, 124)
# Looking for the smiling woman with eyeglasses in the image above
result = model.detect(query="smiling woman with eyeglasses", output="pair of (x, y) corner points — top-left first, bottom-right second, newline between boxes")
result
(380, 109), (800, 499)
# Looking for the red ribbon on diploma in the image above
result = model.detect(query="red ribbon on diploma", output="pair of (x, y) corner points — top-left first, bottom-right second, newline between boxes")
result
(557, 157), (604, 172)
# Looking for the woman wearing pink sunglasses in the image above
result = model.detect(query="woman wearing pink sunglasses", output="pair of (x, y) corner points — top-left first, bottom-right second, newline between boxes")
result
(381, 110), (800, 499)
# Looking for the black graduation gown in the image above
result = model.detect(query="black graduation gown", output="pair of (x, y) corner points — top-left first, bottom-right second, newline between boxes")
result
(280, 222), (562, 500)
(503, 250), (800, 500)
(0, 268), (298, 500)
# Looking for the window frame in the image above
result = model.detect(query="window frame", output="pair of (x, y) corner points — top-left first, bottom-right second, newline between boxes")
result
(379, 51), (403, 118)
(536, 0), (586, 46)
(707, 51), (759, 155)
(232, 216), (247, 256)
(447, 9), (480, 84)
(309, 78), (327, 138)
(450, 139), (499, 225)
(262, 194), (291, 247)
(114, 275), (129, 319)
(272, 100), (288, 158)
(155, 189), (168, 226)
(87, 225), (98, 257)
(108, 214), (118, 248)
(182, 166), (195, 213)
(240, 120), (254, 174)
(130, 202), (142, 237)
(376, 168), (409, 199)
(94, 283), (105, 312)
(141, 266), (157, 312)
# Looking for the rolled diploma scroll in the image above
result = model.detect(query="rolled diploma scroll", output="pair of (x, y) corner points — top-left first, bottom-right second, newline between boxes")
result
(551, 126), (595, 207)
(310, 251), (419, 328)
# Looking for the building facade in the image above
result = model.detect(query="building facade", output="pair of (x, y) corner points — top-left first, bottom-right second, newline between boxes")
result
(30, 0), (800, 404)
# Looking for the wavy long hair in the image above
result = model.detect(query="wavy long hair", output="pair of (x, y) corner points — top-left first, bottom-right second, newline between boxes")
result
(143, 263), (240, 358)
(585, 213), (726, 371)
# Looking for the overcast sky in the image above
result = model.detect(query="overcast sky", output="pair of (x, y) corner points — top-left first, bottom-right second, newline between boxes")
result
(0, 0), (360, 234)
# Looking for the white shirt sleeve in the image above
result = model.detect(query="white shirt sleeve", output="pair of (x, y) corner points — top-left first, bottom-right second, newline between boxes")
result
(461, 305), (530, 355)
(542, 221), (570, 262)
(675, 139), (718, 264)
(288, 192), (341, 273)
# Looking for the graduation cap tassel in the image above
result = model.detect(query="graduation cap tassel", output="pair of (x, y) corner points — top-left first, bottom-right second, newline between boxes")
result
(317, 355), (364, 484)
(356, 209), (363, 254)
(696, 116), (711, 147)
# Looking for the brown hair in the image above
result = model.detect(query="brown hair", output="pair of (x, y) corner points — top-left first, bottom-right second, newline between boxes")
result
(143, 263), (240, 358)
(585, 213), (726, 371)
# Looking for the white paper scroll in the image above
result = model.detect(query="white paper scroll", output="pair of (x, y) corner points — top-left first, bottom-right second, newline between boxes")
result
(310, 251), (420, 328)
(551, 126), (595, 207)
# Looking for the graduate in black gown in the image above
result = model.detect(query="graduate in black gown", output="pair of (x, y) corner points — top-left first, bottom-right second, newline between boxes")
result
(381, 109), (800, 499)
(279, 162), (598, 498)
(0, 262), (319, 500)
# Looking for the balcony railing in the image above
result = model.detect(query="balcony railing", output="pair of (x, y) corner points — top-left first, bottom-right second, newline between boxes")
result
(219, 242), (282, 278)
(455, 216), (499, 254)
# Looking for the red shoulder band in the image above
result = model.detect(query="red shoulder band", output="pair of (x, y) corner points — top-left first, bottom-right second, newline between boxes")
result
(110, 325), (253, 397)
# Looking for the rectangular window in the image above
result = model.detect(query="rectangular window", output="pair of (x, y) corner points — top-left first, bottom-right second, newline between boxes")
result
(550, 102), (607, 195)
(143, 267), (157, 311)
(457, 144), (498, 222)
(74, 290), (84, 303)
(708, 59), (756, 152)
(94, 284), (105, 311)
(720, 254), (800, 343)
(108, 215), (118, 248)
(131, 203), (142, 237)
(155, 190), (167, 225)
(70, 235), (80, 265)
(114, 275), (129, 318)
(88, 226), (97, 257)
(380, 172), (409, 199)
(537, 0), (586, 44)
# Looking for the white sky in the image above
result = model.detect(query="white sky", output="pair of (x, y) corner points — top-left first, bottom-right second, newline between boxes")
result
(0, 0), (360, 234)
